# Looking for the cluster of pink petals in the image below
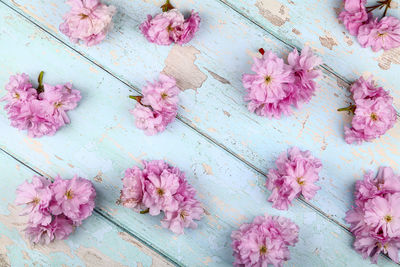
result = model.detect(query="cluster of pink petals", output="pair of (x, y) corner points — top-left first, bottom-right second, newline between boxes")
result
(60, 0), (116, 46)
(120, 160), (203, 234)
(243, 47), (322, 118)
(343, 76), (396, 144)
(1, 73), (81, 138)
(231, 214), (299, 267)
(266, 147), (322, 210)
(15, 175), (96, 244)
(339, 0), (400, 51)
(130, 74), (180, 135)
(140, 9), (200, 45)
(346, 167), (400, 263)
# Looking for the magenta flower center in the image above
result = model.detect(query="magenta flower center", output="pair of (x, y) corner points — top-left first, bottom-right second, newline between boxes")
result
(161, 92), (168, 99)
(65, 189), (74, 200)
(377, 32), (387, 38)
(54, 102), (63, 109)
(79, 13), (89, 20)
(384, 215), (393, 223)
(167, 25), (174, 32)
(259, 245), (268, 255)
(31, 197), (40, 205)
(13, 93), (20, 99)
(157, 188), (165, 196)
(265, 76), (272, 85)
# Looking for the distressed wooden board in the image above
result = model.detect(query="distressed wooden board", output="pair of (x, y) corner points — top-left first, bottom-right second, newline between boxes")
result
(3, 0), (400, 230)
(0, 5), (397, 266)
(219, 0), (400, 88)
(0, 151), (174, 267)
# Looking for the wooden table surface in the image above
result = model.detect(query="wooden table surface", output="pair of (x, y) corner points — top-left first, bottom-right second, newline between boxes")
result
(0, 0), (399, 266)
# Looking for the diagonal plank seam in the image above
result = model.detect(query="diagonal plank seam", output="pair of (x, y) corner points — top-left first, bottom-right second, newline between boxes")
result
(0, 147), (181, 267)
(0, 0), (371, 237)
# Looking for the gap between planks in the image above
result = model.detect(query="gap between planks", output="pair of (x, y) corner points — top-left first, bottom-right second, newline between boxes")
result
(0, 1), (397, 261)
(0, 147), (181, 267)
(0, 0), (365, 238)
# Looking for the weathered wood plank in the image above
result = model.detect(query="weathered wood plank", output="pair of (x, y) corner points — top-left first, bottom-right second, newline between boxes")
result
(0, 150), (174, 267)
(0, 5), (397, 266)
(3, 0), (400, 230)
(219, 0), (400, 88)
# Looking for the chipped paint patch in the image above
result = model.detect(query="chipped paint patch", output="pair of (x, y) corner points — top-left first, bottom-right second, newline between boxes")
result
(255, 0), (290, 26)
(202, 163), (213, 175)
(205, 68), (230, 85)
(76, 246), (127, 267)
(292, 28), (301, 35)
(93, 171), (103, 183)
(377, 47), (400, 70)
(162, 45), (207, 91)
(319, 34), (338, 50)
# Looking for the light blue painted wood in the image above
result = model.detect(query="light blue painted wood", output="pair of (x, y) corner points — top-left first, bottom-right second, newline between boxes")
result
(0, 5), (397, 266)
(0, 150), (174, 267)
(3, 0), (400, 230)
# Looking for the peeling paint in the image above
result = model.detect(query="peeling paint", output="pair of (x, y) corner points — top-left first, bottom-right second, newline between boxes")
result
(377, 47), (400, 70)
(255, 0), (290, 26)
(205, 68), (230, 85)
(319, 34), (338, 50)
(162, 45), (207, 91)
(202, 163), (213, 175)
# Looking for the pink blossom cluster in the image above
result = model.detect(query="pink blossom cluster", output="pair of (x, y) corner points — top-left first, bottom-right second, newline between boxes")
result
(1, 73), (81, 138)
(342, 76), (396, 144)
(346, 167), (400, 263)
(60, 0), (116, 46)
(130, 74), (180, 135)
(140, 2), (200, 46)
(15, 175), (96, 244)
(231, 214), (299, 267)
(120, 160), (204, 234)
(339, 0), (400, 51)
(243, 46), (322, 118)
(266, 147), (322, 210)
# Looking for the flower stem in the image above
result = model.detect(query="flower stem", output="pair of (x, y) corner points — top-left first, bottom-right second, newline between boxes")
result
(382, 0), (392, 17)
(161, 0), (174, 12)
(37, 71), (44, 94)
(337, 104), (356, 113)
(129, 95), (143, 103)
(140, 208), (149, 214)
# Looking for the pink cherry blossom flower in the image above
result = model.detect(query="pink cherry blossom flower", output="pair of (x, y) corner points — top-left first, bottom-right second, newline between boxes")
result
(231, 214), (299, 267)
(60, 0), (116, 46)
(15, 176), (52, 226)
(1, 73), (36, 106)
(358, 16), (400, 52)
(25, 215), (74, 244)
(39, 83), (81, 126)
(130, 104), (175, 135)
(50, 175), (96, 224)
(339, 1), (369, 35)
(141, 74), (180, 111)
(120, 166), (145, 212)
(120, 160), (203, 234)
(161, 198), (203, 234)
(142, 168), (180, 215)
(346, 167), (400, 263)
(266, 147), (322, 210)
(243, 48), (321, 118)
(364, 194), (400, 237)
(350, 76), (389, 100)
(287, 46), (322, 106)
(140, 7), (200, 46)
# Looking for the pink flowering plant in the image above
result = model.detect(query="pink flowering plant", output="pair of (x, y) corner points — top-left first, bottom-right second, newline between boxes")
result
(266, 147), (322, 210)
(339, 0), (400, 51)
(119, 160), (204, 234)
(129, 74), (180, 135)
(243, 47), (322, 118)
(140, 0), (201, 45)
(231, 214), (299, 267)
(1, 72), (81, 138)
(60, 0), (116, 46)
(338, 76), (397, 144)
(346, 167), (400, 263)
(15, 175), (96, 244)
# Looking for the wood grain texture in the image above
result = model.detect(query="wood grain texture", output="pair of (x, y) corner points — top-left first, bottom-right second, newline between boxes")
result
(0, 4), (397, 266)
(0, 151), (174, 267)
(3, 0), (400, 229)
